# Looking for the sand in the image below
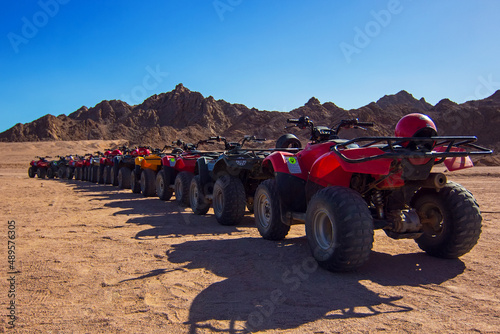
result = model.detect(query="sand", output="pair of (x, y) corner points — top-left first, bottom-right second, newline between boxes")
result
(0, 141), (499, 333)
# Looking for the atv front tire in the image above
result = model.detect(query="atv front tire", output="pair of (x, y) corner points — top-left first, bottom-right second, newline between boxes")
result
(140, 169), (156, 197)
(190, 175), (211, 215)
(306, 186), (374, 272)
(254, 179), (290, 240)
(156, 170), (173, 201)
(175, 172), (194, 206)
(412, 181), (482, 258)
(28, 167), (35, 178)
(213, 175), (246, 226)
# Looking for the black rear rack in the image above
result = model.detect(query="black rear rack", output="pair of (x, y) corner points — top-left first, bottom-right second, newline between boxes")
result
(331, 136), (492, 164)
(226, 147), (302, 158)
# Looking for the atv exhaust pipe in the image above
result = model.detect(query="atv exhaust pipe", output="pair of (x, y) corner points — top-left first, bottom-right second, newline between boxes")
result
(418, 173), (447, 189)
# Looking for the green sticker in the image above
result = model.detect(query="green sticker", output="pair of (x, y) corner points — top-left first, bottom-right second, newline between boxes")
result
(288, 157), (297, 164)
(170, 158), (175, 162)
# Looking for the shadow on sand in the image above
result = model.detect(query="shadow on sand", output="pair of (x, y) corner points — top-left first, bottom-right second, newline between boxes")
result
(68, 179), (465, 333)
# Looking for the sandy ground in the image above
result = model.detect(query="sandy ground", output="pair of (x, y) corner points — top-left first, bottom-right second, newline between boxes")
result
(0, 141), (499, 333)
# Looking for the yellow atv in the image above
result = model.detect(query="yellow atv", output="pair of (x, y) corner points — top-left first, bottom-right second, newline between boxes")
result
(131, 146), (176, 196)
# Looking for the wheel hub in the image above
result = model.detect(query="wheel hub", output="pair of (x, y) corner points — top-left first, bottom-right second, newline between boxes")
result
(313, 209), (335, 251)
(214, 189), (223, 214)
(257, 194), (272, 228)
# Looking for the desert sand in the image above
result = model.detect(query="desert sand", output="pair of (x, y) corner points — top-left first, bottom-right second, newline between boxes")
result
(0, 141), (499, 333)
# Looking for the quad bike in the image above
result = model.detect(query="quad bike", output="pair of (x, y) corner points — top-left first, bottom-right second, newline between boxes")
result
(65, 155), (85, 180)
(156, 139), (222, 205)
(46, 158), (61, 179)
(190, 135), (300, 225)
(99, 148), (124, 185)
(254, 114), (492, 272)
(88, 152), (104, 183)
(28, 156), (51, 179)
(56, 155), (75, 179)
(77, 154), (93, 181)
(108, 146), (131, 187)
(73, 154), (94, 181)
(131, 146), (171, 196)
(112, 146), (152, 190)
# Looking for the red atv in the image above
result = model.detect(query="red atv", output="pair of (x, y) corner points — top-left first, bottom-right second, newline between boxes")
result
(75, 154), (93, 181)
(65, 155), (85, 180)
(28, 156), (51, 179)
(156, 139), (220, 205)
(72, 154), (92, 181)
(255, 114), (492, 272)
(100, 148), (124, 185)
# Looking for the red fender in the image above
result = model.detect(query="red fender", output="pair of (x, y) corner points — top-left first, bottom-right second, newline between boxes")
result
(308, 152), (352, 188)
(263, 151), (308, 180)
(174, 154), (199, 173)
(434, 146), (473, 171)
(161, 155), (176, 168)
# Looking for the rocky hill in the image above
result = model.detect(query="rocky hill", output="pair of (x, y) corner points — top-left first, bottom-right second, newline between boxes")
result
(1, 83), (498, 164)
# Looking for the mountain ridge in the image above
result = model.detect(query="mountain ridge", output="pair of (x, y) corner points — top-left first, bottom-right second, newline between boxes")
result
(1, 84), (498, 164)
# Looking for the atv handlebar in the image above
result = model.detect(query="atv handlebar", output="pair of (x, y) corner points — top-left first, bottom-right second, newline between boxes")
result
(209, 136), (226, 142)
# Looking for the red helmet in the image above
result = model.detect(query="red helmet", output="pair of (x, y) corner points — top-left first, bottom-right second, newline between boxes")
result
(395, 113), (437, 138)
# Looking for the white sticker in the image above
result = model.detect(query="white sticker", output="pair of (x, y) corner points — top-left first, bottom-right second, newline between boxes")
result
(236, 157), (247, 166)
(286, 157), (302, 174)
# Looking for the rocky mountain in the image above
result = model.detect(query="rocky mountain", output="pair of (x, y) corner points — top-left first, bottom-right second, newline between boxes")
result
(1, 84), (498, 164)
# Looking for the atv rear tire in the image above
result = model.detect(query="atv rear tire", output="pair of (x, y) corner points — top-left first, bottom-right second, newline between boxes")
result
(91, 166), (99, 183)
(58, 167), (66, 179)
(156, 170), (173, 201)
(74, 167), (81, 180)
(47, 168), (55, 179)
(28, 167), (35, 178)
(175, 172), (194, 206)
(190, 175), (211, 215)
(96, 166), (104, 184)
(412, 181), (482, 258)
(110, 167), (119, 186)
(37, 168), (47, 179)
(130, 171), (141, 193)
(213, 175), (246, 226)
(254, 179), (290, 240)
(276, 134), (302, 149)
(82, 166), (88, 181)
(306, 186), (374, 272)
(118, 167), (131, 189)
(140, 169), (156, 197)
(103, 166), (112, 185)
(65, 167), (74, 180)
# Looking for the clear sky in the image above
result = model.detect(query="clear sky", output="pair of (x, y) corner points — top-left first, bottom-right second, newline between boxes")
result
(1, 0), (499, 132)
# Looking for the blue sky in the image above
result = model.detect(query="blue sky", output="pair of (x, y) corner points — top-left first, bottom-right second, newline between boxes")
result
(1, 0), (499, 132)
